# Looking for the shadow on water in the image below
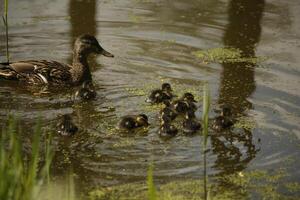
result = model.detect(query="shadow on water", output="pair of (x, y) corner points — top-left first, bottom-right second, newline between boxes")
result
(48, 0), (101, 192)
(68, 0), (98, 71)
(211, 0), (265, 179)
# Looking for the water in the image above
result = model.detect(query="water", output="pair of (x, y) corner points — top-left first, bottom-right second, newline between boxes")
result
(1, 0), (300, 198)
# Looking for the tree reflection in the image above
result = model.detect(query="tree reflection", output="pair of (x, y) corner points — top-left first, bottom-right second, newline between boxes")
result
(68, 0), (98, 70)
(212, 0), (265, 176)
(49, 0), (98, 193)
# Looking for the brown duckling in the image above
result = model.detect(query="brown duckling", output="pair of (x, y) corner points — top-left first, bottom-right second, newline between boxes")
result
(173, 92), (197, 114)
(159, 116), (178, 137)
(160, 100), (178, 121)
(0, 34), (113, 85)
(146, 83), (174, 104)
(75, 81), (96, 100)
(212, 105), (234, 131)
(118, 114), (149, 130)
(57, 114), (78, 136)
(183, 109), (201, 134)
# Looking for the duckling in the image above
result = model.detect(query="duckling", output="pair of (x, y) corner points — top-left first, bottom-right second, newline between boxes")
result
(0, 34), (113, 85)
(173, 92), (197, 114)
(75, 81), (96, 100)
(160, 100), (178, 121)
(146, 83), (174, 104)
(118, 114), (149, 130)
(159, 116), (178, 137)
(57, 115), (78, 136)
(212, 105), (234, 131)
(183, 109), (201, 134)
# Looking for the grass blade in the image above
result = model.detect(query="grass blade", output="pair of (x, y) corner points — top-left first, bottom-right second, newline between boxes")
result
(147, 164), (157, 200)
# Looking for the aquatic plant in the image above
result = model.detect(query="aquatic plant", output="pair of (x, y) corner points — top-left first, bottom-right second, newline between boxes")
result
(0, 117), (76, 200)
(193, 47), (266, 64)
(202, 85), (210, 200)
(0, 117), (52, 200)
(147, 164), (157, 200)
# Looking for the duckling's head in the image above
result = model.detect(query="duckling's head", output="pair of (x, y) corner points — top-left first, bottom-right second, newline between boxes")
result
(136, 114), (149, 126)
(161, 83), (172, 92)
(221, 105), (232, 117)
(75, 81), (96, 100)
(75, 34), (114, 57)
(57, 114), (78, 136)
(182, 92), (197, 102)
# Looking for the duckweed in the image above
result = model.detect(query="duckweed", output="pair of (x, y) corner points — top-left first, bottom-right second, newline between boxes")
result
(112, 138), (136, 148)
(234, 116), (256, 130)
(193, 47), (267, 64)
(88, 169), (300, 200)
(286, 182), (300, 193)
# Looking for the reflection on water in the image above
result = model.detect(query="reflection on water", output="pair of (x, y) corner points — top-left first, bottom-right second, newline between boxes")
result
(69, 0), (96, 39)
(212, 0), (265, 177)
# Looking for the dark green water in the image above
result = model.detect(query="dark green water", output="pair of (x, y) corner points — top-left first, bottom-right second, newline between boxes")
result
(0, 0), (299, 198)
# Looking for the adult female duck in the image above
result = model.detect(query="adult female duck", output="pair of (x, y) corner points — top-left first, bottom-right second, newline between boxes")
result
(0, 34), (113, 85)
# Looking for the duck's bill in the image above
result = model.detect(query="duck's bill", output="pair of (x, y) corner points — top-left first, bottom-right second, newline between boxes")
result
(101, 49), (114, 57)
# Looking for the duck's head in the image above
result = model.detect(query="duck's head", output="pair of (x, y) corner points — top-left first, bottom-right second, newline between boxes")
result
(221, 105), (232, 117)
(182, 92), (197, 102)
(74, 34), (114, 57)
(161, 83), (172, 92)
(136, 114), (149, 126)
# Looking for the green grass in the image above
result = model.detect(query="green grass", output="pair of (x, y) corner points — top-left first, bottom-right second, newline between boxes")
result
(0, 117), (76, 200)
(0, 117), (49, 200)
(202, 85), (211, 200)
(147, 164), (157, 200)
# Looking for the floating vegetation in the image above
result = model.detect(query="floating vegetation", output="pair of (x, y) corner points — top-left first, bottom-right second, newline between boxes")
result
(125, 87), (148, 97)
(112, 138), (136, 148)
(193, 47), (267, 64)
(234, 116), (256, 131)
(125, 82), (203, 101)
(88, 169), (300, 200)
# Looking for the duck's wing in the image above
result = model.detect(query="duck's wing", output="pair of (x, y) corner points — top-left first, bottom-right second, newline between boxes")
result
(1, 60), (72, 84)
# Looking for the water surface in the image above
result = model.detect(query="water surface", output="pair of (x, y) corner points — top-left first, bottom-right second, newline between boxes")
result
(0, 0), (299, 198)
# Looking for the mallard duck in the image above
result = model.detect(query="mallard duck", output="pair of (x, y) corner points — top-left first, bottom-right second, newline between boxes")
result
(118, 114), (149, 130)
(146, 83), (174, 104)
(173, 92), (197, 114)
(183, 109), (201, 134)
(0, 34), (113, 85)
(160, 100), (178, 121)
(75, 80), (96, 100)
(212, 105), (234, 131)
(57, 114), (78, 136)
(159, 117), (178, 137)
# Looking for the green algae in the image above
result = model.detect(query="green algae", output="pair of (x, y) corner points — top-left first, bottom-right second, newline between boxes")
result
(112, 138), (136, 148)
(234, 116), (256, 131)
(286, 182), (300, 193)
(125, 82), (203, 102)
(193, 47), (267, 64)
(88, 169), (300, 200)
